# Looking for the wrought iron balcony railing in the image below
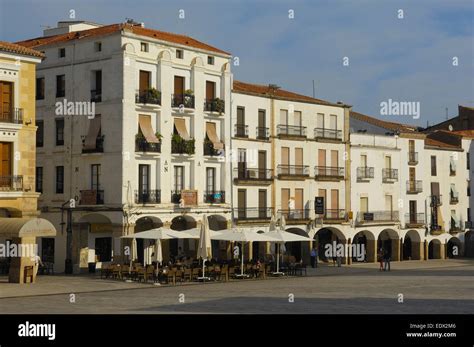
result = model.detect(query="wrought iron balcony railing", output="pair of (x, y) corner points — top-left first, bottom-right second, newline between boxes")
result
(314, 166), (344, 179)
(277, 165), (310, 177)
(256, 127), (270, 140)
(382, 168), (398, 182)
(314, 128), (342, 140)
(0, 175), (23, 191)
(234, 124), (249, 138)
(406, 180), (422, 194)
(233, 207), (272, 221)
(405, 213), (425, 226)
(234, 168), (273, 181)
(204, 191), (225, 203)
(135, 189), (161, 204)
(172, 94), (194, 108)
(356, 167), (374, 180)
(277, 124), (307, 137)
(0, 107), (23, 124)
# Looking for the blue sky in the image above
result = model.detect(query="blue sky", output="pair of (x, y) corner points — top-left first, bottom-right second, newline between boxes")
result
(1, 0), (473, 126)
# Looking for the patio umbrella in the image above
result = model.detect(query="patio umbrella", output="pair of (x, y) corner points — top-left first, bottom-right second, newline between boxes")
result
(266, 229), (312, 274)
(211, 228), (278, 277)
(196, 214), (212, 280)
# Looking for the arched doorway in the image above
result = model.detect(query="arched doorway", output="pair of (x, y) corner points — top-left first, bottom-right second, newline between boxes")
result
(286, 228), (310, 263)
(377, 229), (399, 261)
(208, 215), (228, 260)
(170, 215), (197, 261)
(352, 230), (375, 262)
(314, 227), (346, 263)
(465, 231), (474, 257)
(135, 216), (163, 265)
(252, 230), (266, 261)
(403, 230), (422, 260)
(447, 237), (461, 258)
(428, 239), (441, 259)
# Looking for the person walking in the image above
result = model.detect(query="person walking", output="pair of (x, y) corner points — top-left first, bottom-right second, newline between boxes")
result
(310, 247), (317, 268)
(377, 248), (384, 271)
(384, 249), (391, 272)
(33, 254), (43, 276)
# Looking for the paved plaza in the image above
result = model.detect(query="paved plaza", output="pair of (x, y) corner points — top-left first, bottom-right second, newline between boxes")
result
(0, 259), (473, 314)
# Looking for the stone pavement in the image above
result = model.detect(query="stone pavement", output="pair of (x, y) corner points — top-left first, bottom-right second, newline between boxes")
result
(0, 259), (473, 314)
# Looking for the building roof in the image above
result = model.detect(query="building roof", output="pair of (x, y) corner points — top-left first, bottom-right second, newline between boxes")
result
(232, 80), (347, 107)
(16, 23), (230, 56)
(424, 137), (460, 149)
(350, 111), (420, 134)
(451, 130), (474, 139)
(0, 40), (44, 58)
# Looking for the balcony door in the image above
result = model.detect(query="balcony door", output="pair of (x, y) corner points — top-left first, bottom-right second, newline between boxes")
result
(385, 195), (393, 217)
(318, 149), (326, 175)
(138, 164), (150, 200)
(206, 81), (215, 101)
(409, 140), (415, 153)
(319, 189), (327, 216)
(295, 148), (303, 175)
(317, 113), (324, 129)
(0, 142), (12, 188)
(360, 197), (369, 213)
(409, 200), (417, 223)
(139, 70), (150, 93)
(409, 167), (416, 190)
(206, 167), (216, 194)
(238, 148), (247, 178)
(258, 189), (267, 219)
(0, 82), (12, 120)
(331, 189), (339, 212)
(329, 114), (337, 130)
(281, 188), (290, 218)
(174, 76), (184, 96)
(295, 189), (304, 218)
(238, 189), (246, 219)
(258, 151), (266, 179)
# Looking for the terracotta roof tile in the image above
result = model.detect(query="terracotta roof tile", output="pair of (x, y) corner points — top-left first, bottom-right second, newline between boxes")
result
(424, 137), (459, 149)
(0, 41), (44, 58)
(350, 111), (419, 133)
(232, 80), (345, 107)
(16, 23), (230, 55)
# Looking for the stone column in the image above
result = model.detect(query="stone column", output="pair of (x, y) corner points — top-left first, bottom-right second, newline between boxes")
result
(8, 236), (37, 283)
(391, 238), (401, 261)
(366, 239), (377, 262)
(423, 240), (428, 260)
(412, 242), (422, 260)
(346, 238), (352, 265)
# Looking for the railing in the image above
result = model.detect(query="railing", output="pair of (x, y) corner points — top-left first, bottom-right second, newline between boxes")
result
(204, 191), (225, 203)
(171, 137), (195, 154)
(172, 94), (194, 109)
(135, 189), (161, 204)
(465, 221), (473, 229)
(233, 207), (272, 221)
(204, 99), (225, 113)
(234, 168), (273, 180)
(203, 141), (223, 156)
(277, 165), (310, 176)
(322, 209), (347, 221)
(91, 89), (102, 102)
(277, 124), (307, 137)
(171, 190), (182, 204)
(356, 210), (399, 223)
(406, 180), (422, 194)
(430, 195), (442, 207)
(450, 191), (459, 204)
(408, 151), (418, 165)
(405, 213), (425, 226)
(314, 128), (342, 140)
(256, 127), (270, 140)
(0, 107), (23, 124)
(314, 166), (344, 178)
(234, 124), (249, 138)
(0, 175), (23, 191)
(135, 90), (161, 105)
(278, 209), (311, 221)
(449, 219), (461, 233)
(382, 168), (398, 182)
(79, 190), (104, 205)
(135, 138), (161, 153)
(356, 167), (374, 180)
(82, 135), (104, 153)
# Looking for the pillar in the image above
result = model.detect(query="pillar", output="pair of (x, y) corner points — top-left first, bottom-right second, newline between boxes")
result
(391, 238), (401, 261)
(346, 238), (352, 265)
(366, 239), (377, 262)
(412, 242), (422, 260)
(9, 236), (37, 284)
(424, 240), (428, 260)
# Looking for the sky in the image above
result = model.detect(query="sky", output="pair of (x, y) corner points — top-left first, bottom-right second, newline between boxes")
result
(0, 0), (473, 126)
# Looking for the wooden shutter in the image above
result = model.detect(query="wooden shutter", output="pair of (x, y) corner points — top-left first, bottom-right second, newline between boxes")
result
(360, 197), (368, 213)
(0, 82), (12, 117)
(281, 147), (289, 166)
(206, 81), (215, 101)
(281, 189), (290, 211)
(139, 70), (150, 91)
(174, 76), (184, 95)
(318, 149), (326, 167)
(331, 189), (339, 210)
(295, 189), (304, 210)
(331, 150), (338, 168)
(295, 148), (303, 166)
(0, 142), (12, 176)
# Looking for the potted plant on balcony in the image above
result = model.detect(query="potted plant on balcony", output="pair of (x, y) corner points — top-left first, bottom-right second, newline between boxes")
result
(184, 89), (194, 96)
(212, 97), (225, 114)
(146, 88), (161, 103)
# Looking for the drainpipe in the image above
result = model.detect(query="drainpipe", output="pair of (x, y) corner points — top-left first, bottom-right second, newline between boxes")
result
(229, 71), (235, 225)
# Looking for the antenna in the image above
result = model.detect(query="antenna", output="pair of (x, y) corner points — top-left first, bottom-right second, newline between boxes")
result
(312, 80), (315, 98)
(445, 107), (449, 120)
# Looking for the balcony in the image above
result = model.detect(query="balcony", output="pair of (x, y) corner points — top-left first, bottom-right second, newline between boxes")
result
(408, 151), (418, 165)
(90, 89), (102, 103)
(382, 168), (398, 182)
(0, 107), (23, 124)
(430, 224), (443, 235)
(204, 191), (225, 203)
(356, 167), (374, 181)
(203, 140), (223, 156)
(0, 175), (23, 191)
(430, 195), (442, 207)
(234, 124), (249, 138)
(204, 98), (225, 114)
(135, 89), (161, 105)
(314, 166), (344, 181)
(172, 94), (194, 109)
(278, 209), (311, 223)
(277, 165), (310, 179)
(135, 138), (161, 153)
(449, 220), (462, 234)
(314, 128), (342, 141)
(233, 207), (272, 223)
(79, 190), (104, 205)
(465, 221), (473, 229)
(277, 124), (307, 138)
(356, 210), (399, 225)
(82, 135), (104, 153)
(450, 191), (459, 204)
(171, 136), (195, 155)
(171, 190), (182, 204)
(405, 213), (425, 227)
(406, 180), (422, 194)
(233, 168), (273, 185)
(323, 209), (347, 223)
(135, 190), (161, 204)
(256, 127), (270, 140)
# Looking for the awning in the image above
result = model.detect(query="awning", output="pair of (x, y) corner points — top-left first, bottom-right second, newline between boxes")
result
(206, 122), (224, 150)
(83, 115), (101, 150)
(174, 118), (190, 140)
(0, 218), (57, 238)
(450, 157), (456, 171)
(139, 115), (160, 143)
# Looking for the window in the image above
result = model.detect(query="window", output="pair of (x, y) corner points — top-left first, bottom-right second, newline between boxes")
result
(431, 156), (437, 176)
(41, 238), (55, 263)
(56, 75), (65, 97)
(467, 152), (470, 170)
(174, 166), (184, 191)
(176, 49), (183, 59)
(206, 168), (216, 193)
(55, 166), (64, 194)
(91, 164), (101, 191)
(468, 180), (471, 197)
(207, 56), (214, 65)
(58, 48), (65, 58)
(35, 167), (43, 193)
(140, 42), (148, 52)
(55, 119), (64, 146)
(36, 77), (44, 100)
(91, 70), (102, 102)
(94, 41), (102, 52)
(138, 164), (150, 194)
(36, 120), (44, 147)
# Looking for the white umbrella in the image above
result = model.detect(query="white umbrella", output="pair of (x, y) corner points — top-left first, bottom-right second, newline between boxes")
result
(266, 229), (312, 274)
(196, 215), (212, 280)
(211, 228), (278, 277)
